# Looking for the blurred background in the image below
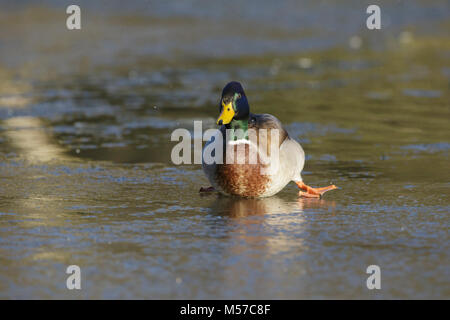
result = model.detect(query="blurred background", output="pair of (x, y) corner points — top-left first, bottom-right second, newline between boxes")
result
(0, 0), (449, 299)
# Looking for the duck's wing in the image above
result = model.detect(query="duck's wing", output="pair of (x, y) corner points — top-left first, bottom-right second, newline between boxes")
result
(248, 113), (289, 147)
(249, 113), (305, 182)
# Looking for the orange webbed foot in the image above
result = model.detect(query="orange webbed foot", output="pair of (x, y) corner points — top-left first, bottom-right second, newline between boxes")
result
(296, 181), (337, 198)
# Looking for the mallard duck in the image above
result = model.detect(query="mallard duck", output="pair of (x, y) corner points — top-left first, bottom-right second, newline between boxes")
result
(201, 81), (337, 198)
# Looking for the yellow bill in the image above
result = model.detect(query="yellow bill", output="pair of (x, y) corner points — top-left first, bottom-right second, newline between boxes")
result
(217, 101), (235, 125)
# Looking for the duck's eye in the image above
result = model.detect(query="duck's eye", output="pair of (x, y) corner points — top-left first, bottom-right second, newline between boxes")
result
(227, 108), (230, 111)
(236, 93), (241, 99)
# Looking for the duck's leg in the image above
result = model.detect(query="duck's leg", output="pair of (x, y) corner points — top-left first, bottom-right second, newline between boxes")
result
(296, 181), (337, 198)
(199, 186), (215, 193)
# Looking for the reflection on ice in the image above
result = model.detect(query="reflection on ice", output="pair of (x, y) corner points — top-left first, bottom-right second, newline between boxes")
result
(3, 116), (71, 162)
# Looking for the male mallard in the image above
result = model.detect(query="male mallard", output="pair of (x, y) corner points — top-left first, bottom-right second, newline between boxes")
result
(201, 81), (337, 198)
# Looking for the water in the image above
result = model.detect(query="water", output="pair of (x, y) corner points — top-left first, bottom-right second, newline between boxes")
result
(0, 0), (449, 299)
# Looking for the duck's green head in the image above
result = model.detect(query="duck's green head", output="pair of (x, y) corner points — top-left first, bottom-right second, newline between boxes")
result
(217, 81), (250, 126)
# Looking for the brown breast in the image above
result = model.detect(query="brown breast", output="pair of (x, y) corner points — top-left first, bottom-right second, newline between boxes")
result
(215, 142), (271, 197)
